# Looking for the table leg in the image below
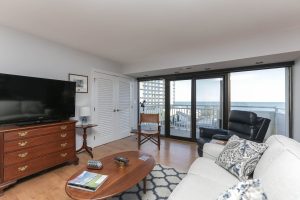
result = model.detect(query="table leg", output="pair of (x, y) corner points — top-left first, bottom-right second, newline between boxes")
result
(143, 177), (147, 194)
(76, 127), (93, 158)
(86, 146), (93, 158)
(76, 146), (84, 153)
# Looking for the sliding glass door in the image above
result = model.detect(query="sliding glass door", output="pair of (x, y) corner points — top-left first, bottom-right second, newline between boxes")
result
(139, 80), (165, 135)
(169, 79), (192, 138)
(167, 77), (224, 140)
(196, 78), (223, 138)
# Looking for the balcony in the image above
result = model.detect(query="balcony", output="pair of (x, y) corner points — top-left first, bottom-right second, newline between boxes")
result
(141, 104), (286, 138)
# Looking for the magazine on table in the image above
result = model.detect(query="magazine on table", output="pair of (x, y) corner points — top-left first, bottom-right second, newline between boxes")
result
(67, 171), (108, 192)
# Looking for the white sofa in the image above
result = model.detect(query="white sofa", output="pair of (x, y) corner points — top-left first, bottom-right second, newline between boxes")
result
(169, 135), (300, 200)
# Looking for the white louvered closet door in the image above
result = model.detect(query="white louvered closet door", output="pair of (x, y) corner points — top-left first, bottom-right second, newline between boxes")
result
(93, 73), (117, 145)
(117, 77), (131, 138)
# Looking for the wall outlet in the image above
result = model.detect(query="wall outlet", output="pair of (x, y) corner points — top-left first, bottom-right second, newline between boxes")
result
(94, 136), (95, 140)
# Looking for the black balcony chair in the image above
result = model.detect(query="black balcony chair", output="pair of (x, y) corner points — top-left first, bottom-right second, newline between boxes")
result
(197, 110), (271, 156)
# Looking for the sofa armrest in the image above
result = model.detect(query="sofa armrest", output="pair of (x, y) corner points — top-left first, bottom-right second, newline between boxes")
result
(203, 143), (225, 161)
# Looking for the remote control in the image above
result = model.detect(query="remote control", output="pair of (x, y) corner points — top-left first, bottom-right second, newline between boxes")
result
(87, 160), (103, 170)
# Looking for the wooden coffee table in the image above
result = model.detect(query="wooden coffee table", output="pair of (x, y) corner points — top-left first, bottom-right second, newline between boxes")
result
(65, 151), (155, 200)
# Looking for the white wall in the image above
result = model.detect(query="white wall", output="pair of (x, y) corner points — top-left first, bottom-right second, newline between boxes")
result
(293, 59), (300, 141)
(0, 26), (122, 149)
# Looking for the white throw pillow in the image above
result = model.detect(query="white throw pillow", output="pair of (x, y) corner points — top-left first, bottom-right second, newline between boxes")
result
(215, 135), (268, 180)
(217, 179), (268, 200)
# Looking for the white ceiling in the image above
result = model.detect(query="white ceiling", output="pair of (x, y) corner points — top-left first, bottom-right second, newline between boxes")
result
(0, 0), (300, 68)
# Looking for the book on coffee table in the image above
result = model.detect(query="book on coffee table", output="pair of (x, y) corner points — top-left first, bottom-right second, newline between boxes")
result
(67, 171), (108, 192)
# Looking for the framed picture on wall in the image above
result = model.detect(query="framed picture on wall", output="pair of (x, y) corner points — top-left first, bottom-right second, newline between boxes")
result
(69, 74), (88, 93)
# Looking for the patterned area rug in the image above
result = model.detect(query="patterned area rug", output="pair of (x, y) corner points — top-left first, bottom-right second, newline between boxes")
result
(109, 164), (186, 200)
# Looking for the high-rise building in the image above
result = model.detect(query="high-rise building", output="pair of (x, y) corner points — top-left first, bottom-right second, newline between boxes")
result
(139, 80), (165, 106)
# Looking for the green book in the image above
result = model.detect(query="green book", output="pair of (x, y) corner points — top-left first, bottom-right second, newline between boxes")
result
(67, 171), (108, 192)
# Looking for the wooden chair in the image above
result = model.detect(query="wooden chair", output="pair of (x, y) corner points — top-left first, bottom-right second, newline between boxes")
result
(138, 114), (161, 150)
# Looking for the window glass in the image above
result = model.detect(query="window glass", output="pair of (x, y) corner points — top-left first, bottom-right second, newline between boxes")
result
(139, 80), (165, 135)
(230, 68), (289, 137)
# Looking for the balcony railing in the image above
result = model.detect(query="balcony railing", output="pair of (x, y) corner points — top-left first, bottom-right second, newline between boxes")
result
(140, 104), (286, 137)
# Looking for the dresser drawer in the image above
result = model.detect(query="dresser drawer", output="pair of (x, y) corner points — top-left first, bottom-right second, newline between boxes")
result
(4, 123), (75, 141)
(4, 148), (75, 182)
(4, 138), (75, 166)
(4, 130), (74, 152)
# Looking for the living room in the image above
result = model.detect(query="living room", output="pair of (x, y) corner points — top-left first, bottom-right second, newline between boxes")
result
(0, 1), (300, 200)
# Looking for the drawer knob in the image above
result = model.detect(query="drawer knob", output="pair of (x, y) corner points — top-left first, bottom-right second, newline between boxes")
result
(60, 153), (68, 157)
(18, 141), (28, 147)
(18, 131), (28, 137)
(18, 152), (28, 158)
(60, 125), (67, 130)
(61, 143), (68, 148)
(18, 165), (28, 172)
(60, 133), (67, 138)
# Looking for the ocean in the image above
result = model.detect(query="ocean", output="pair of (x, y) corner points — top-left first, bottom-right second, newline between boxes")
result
(173, 101), (285, 112)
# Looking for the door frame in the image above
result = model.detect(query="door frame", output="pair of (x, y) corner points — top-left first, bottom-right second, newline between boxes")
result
(164, 75), (226, 142)
(165, 78), (194, 141)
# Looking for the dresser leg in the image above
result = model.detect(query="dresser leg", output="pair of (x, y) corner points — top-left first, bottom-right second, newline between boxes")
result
(68, 156), (79, 165)
(73, 157), (79, 165)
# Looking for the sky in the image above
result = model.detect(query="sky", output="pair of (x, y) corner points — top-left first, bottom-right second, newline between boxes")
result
(230, 68), (286, 102)
(171, 68), (286, 103)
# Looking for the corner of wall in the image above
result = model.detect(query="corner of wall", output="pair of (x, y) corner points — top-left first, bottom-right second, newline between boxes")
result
(293, 58), (300, 141)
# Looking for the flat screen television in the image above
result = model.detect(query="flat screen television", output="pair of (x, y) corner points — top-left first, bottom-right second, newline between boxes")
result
(0, 73), (76, 125)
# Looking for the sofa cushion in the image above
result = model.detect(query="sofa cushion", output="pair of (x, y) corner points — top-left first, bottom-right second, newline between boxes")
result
(216, 135), (268, 180)
(256, 150), (300, 200)
(217, 179), (267, 200)
(188, 157), (238, 186)
(254, 135), (300, 178)
(168, 174), (236, 200)
(253, 136), (300, 200)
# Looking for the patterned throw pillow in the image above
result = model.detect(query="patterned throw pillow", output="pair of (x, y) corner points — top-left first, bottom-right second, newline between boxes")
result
(217, 179), (268, 200)
(215, 135), (268, 180)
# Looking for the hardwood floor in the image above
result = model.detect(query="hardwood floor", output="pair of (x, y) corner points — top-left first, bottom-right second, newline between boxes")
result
(1, 135), (198, 200)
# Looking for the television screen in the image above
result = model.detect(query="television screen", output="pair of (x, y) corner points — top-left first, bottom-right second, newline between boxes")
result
(0, 73), (76, 125)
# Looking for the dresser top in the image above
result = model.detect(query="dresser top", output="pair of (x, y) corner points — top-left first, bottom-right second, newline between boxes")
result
(0, 120), (77, 133)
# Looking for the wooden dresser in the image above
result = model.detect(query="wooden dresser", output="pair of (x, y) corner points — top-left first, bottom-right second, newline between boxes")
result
(0, 120), (78, 194)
